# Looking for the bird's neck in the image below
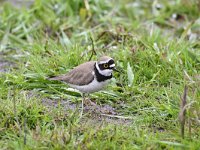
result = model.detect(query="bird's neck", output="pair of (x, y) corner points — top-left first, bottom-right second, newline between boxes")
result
(94, 63), (112, 82)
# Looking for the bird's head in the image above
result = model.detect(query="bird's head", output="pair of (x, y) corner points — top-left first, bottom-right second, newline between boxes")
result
(96, 56), (117, 76)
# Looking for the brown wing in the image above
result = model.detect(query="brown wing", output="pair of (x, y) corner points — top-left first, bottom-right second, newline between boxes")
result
(49, 61), (95, 86)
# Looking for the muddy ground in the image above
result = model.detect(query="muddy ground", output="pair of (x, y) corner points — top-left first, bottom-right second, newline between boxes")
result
(0, 0), (34, 8)
(0, 53), (132, 126)
(42, 97), (132, 125)
(0, 0), (132, 126)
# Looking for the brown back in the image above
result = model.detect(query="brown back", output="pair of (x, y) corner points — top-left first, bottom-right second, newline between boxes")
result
(50, 61), (95, 85)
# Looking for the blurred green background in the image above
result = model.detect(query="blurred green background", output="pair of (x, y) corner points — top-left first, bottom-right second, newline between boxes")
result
(0, 0), (199, 149)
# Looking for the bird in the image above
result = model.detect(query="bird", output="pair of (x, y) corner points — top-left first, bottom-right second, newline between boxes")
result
(49, 56), (117, 116)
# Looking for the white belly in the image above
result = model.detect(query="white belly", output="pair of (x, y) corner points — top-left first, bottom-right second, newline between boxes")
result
(69, 79), (110, 93)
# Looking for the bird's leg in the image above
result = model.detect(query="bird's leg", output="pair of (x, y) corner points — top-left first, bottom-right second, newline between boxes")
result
(80, 93), (85, 118)
(85, 94), (97, 106)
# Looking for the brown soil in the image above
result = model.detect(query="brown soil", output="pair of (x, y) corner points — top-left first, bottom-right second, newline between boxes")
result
(42, 98), (132, 126)
(0, 60), (14, 73)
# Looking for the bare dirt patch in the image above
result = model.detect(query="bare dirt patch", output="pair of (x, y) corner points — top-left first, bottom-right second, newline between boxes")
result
(0, 51), (15, 73)
(42, 98), (132, 126)
(0, 0), (34, 8)
(0, 59), (14, 73)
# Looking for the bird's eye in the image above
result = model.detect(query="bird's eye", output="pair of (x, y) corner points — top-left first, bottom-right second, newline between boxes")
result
(103, 64), (109, 68)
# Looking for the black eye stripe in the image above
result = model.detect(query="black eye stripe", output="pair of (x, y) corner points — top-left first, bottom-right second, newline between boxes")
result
(98, 63), (114, 70)
(98, 64), (105, 70)
(97, 59), (115, 70)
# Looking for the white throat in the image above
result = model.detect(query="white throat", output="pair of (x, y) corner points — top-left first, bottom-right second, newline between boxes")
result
(95, 62), (113, 76)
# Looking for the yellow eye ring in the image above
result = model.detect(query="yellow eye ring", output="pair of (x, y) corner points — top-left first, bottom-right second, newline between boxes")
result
(103, 64), (109, 68)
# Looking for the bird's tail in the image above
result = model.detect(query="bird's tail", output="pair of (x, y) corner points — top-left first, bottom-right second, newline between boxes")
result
(47, 75), (64, 81)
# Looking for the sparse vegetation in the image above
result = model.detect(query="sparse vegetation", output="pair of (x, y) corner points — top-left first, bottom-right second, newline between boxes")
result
(0, 0), (200, 149)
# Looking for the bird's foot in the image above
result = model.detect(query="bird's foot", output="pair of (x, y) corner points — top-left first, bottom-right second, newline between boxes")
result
(84, 98), (97, 106)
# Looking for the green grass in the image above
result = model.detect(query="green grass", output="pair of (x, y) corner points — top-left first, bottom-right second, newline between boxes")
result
(0, 0), (200, 149)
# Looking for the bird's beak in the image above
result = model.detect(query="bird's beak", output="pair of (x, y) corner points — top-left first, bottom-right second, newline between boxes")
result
(113, 67), (119, 72)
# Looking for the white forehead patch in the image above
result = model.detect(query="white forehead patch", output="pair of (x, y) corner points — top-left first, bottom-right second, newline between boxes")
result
(98, 59), (113, 65)
(109, 64), (115, 67)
